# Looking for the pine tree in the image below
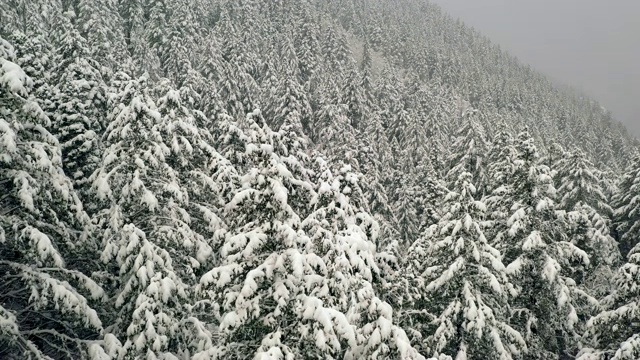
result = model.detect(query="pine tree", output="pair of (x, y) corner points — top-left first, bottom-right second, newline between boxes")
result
(0, 0), (57, 35)
(305, 158), (425, 360)
(47, 16), (108, 210)
(401, 172), (526, 359)
(486, 133), (597, 359)
(612, 153), (640, 256)
(91, 73), (219, 358)
(265, 75), (312, 133)
(295, 13), (320, 83)
(196, 110), (424, 359)
(446, 111), (489, 189)
(390, 167), (420, 246)
(6, 31), (55, 102)
(553, 148), (620, 294)
(76, 0), (129, 67)
(555, 148), (613, 217)
(196, 110), (326, 359)
(578, 243), (640, 360)
(1, 36), (105, 359)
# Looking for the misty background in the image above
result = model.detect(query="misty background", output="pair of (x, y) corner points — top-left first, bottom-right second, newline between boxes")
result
(434, 0), (640, 138)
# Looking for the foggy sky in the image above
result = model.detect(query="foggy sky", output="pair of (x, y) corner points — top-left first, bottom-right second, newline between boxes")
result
(433, 0), (640, 138)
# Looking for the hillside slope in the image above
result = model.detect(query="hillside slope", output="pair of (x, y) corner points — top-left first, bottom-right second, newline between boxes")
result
(1, 0), (639, 359)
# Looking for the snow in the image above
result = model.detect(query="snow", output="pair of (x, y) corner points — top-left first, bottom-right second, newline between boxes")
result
(318, 181), (332, 195)
(95, 173), (112, 200)
(271, 179), (288, 207)
(155, 277), (174, 303)
(142, 190), (159, 211)
(505, 257), (522, 275)
(455, 343), (467, 360)
(473, 201), (487, 212)
(1, 58), (32, 96)
(452, 220), (462, 236)
(454, 236), (465, 255)
(541, 256), (559, 282)
(15, 171), (35, 212)
(463, 214), (472, 230)
(535, 199), (549, 212)
(88, 344), (111, 360)
(28, 226), (64, 267)
(427, 258), (465, 291)
(522, 231), (545, 251)
(312, 329), (326, 350)
(0, 118), (17, 157)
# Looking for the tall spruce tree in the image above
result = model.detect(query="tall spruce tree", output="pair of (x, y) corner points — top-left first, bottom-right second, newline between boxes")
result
(48, 15), (108, 209)
(91, 73), (222, 358)
(486, 132), (597, 359)
(401, 172), (526, 359)
(578, 243), (640, 360)
(1, 36), (105, 360)
(613, 153), (640, 256)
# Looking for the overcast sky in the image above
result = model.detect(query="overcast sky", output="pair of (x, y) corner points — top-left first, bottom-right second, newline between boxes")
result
(433, 0), (640, 137)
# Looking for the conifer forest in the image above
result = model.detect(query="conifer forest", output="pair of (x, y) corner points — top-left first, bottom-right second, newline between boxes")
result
(2, 0), (640, 359)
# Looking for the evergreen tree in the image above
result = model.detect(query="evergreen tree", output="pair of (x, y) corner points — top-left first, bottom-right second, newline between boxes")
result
(579, 243), (640, 360)
(446, 111), (489, 189)
(401, 173), (526, 359)
(265, 75), (312, 133)
(6, 31), (55, 102)
(553, 148), (620, 294)
(555, 148), (613, 217)
(197, 110), (424, 359)
(1, 36), (105, 359)
(612, 153), (640, 256)
(91, 74), (219, 358)
(47, 16), (108, 209)
(76, 0), (129, 67)
(486, 133), (596, 359)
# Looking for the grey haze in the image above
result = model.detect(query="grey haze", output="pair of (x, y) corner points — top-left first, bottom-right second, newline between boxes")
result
(434, 0), (640, 137)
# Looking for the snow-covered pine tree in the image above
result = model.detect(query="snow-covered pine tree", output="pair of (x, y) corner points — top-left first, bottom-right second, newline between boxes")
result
(149, 0), (200, 88)
(553, 148), (620, 294)
(340, 69), (371, 130)
(390, 106), (412, 147)
(483, 131), (521, 252)
(47, 15), (108, 210)
(294, 12), (320, 84)
(76, 0), (129, 68)
(445, 110), (489, 191)
(6, 31), (55, 103)
(1, 36), (105, 359)
(196, 109), (425, 359)
(0, 0), (57, 36)
(213, 10), (260, 119)
(304, 158), (426, 360)
(555, 148), (614, 218)
(119, 0), (161, 78)
(196, 109), (323, 359)
(390, 166), (420, 247)
(612, 152), (640, 256)
(265, 75), (312, 133)
(401, 172), (526, 359)
(487, 132), (597, 359)
(320, 23), (353, 73)
(151, 79), (237, 274)
(578, 243), (640, 360)
(91, 73), (218, 358)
